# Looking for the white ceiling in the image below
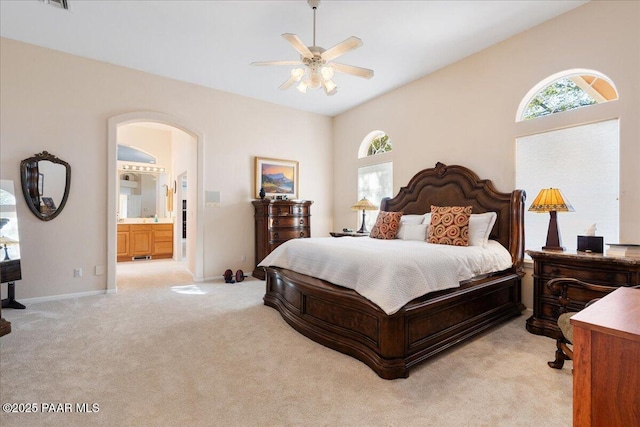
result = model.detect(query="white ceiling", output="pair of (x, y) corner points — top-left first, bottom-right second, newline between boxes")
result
(0, 0), (587, 117)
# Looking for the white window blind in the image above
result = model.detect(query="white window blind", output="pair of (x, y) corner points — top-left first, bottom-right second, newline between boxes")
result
(516, 119), (619, 253)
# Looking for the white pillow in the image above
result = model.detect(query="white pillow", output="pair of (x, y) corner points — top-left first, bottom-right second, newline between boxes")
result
(400, 224), (428, 241)
(468, 212), (497, 247)
(396, 214), (428, 240)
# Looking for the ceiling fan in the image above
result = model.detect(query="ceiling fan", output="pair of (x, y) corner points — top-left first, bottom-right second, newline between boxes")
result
(251, 0), (374, 96)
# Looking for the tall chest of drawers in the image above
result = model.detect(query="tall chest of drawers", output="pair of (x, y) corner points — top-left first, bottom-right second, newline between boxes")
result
(252, 199), (313, 279)
(525, 249), (640, 339)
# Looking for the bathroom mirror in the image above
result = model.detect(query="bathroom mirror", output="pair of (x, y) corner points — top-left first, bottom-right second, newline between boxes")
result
(20, 151), (71, 221)
(118, 171), (169, 219)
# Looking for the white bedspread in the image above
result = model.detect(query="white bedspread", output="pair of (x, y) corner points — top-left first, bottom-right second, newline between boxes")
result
(258, 237), (513, 315)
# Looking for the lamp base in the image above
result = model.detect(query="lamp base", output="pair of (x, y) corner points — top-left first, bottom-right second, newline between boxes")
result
(543, 211), (565, 252)
(542, 245), (565, 252)
(357, 209), (369, 234)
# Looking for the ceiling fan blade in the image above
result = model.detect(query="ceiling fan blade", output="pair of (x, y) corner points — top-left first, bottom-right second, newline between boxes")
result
(321, 36), (363, 61)
(279, 77), (296, 90)
(251, 60), (304, 66)
(331, 62), (374, 79)
(282, 33), (314, 59)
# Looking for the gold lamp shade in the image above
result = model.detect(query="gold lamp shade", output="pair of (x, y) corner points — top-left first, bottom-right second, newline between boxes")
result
(529, 188), (574, 251)
(351, 197), (377, 234)
(351, 198), (377, 211)
(528, 188), (575, 213)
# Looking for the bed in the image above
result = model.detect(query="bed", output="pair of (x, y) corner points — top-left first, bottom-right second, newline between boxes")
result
(260, 162), (526, 379)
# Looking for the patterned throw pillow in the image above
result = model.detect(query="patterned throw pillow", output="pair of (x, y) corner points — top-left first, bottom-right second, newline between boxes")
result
(427, 206), (472, 246)
(369, 211), (404, 240)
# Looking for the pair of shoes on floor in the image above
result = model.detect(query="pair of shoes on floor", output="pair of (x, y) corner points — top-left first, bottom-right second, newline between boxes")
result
(223, 269), (245, 284)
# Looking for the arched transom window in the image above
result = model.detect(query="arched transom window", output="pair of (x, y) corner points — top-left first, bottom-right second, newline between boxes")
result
(358, 130), (392, 159)
(517, 70), (618, 121)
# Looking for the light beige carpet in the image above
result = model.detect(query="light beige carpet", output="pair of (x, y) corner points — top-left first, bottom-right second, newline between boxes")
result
(0, 265), (572, 427)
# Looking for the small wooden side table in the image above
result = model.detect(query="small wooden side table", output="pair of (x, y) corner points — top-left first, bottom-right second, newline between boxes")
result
(330, 231), (369, 237)
(570, 287), (640, 427)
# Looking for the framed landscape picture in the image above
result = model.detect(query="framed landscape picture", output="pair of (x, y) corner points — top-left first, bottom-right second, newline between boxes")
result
(255, 157), (298, 199)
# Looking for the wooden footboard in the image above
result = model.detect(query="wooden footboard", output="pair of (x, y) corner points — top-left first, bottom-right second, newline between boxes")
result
(264, 266), (524, 379)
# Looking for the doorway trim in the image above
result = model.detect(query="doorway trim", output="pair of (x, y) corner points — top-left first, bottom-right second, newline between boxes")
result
(107, 111), (205, 291)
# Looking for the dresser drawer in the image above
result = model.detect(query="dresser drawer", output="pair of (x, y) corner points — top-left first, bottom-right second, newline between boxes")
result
(539, 295), (596, 321)
(540, 263), (631, 286)
(269, 216), (308, 227)
(268, 204), (310, 216)
(269, 228), (310, 241)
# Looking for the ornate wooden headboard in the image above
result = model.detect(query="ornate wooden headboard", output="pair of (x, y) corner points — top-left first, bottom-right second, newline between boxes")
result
(380, 162), (526, 269)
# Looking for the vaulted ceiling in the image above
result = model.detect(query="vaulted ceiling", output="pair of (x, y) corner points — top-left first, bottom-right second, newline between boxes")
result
(0, 0), (588, 116)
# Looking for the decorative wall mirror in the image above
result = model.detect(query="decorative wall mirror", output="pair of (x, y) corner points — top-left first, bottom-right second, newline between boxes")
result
(20, 151), (71, 221)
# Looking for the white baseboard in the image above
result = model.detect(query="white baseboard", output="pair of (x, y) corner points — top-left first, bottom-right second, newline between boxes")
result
(17, 289), (115, 305)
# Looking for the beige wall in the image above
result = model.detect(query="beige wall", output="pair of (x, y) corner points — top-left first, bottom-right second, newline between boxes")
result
(0, 37), (333, 300)
(333, 1), (640, 308)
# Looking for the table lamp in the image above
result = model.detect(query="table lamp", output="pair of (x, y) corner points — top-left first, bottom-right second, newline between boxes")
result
(351, 197), (377, 234)
(528, 188), (574, 251)
(0, 236), (19, 261)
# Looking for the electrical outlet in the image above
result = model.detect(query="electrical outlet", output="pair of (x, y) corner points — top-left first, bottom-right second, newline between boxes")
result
(240, 255), (247, 262)
(95, 265), (105, 276)
(74, 268), (82, 278)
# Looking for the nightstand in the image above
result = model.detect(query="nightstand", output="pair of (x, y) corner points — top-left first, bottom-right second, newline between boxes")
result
(330, 231), (369, 237)
(525, 249), (640, 339)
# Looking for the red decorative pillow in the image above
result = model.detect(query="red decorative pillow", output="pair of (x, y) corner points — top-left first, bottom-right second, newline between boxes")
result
(427, 206), (472, 246)
(369, 211), (403, 240)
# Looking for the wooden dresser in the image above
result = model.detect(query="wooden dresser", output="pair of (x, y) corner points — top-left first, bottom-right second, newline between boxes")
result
(252, 199), (312, 279)
(571, 287), (640, 427)
(526, 249), (640, 339)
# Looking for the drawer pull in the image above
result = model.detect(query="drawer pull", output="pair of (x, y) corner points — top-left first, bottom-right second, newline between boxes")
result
(276, 208), (282, 214)
(299, 219), (305, 225)
(300, 231), (305, 237)
(273, 219), (279, 226)
(551, 268), (560, 275)
(274, 232), (279, 239)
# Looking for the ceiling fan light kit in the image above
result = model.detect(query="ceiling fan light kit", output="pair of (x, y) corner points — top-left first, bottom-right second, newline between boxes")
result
(252, 0), (373, 96)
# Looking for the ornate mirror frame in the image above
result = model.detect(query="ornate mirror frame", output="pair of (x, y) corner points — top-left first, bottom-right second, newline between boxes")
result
(20, 151), (71, 221)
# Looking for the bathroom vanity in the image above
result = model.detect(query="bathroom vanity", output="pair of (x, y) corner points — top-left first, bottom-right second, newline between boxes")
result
(117, 221), (173, 262)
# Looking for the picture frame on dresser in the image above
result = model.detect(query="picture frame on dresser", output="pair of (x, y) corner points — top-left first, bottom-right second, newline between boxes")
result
(254, 157), (298, 199)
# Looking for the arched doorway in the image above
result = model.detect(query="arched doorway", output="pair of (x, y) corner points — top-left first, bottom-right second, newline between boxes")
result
(107, 112), (205, 291)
